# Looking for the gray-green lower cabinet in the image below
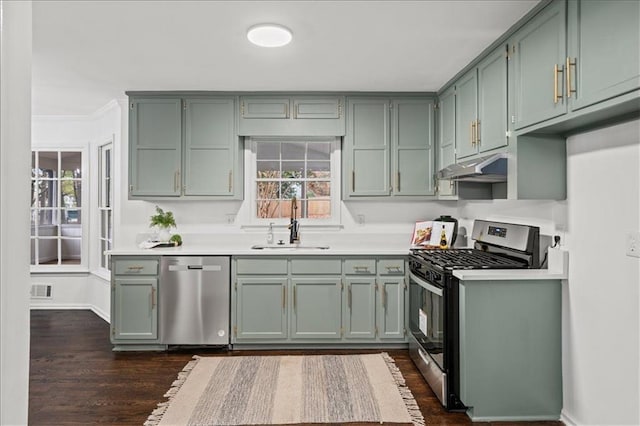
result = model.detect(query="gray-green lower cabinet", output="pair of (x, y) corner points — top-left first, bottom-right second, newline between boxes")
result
(232, 256), (408, 346)
(290, 277), (342, 340)
(377, 276), (405, 340)
(235, 277), (288, 340)
(343, 277), (377, 339)
(458, 279), (562, 421)
(110, 257), (160, 346)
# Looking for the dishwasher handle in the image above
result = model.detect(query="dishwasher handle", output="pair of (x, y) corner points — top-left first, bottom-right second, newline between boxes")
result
(168, 264), (223, 272)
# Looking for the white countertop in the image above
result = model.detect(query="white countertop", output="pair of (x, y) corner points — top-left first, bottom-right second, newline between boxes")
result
(107, 244), (410, 256)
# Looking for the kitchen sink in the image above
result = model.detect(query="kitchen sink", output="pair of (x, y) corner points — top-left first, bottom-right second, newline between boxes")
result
(251, 244), (330, 250)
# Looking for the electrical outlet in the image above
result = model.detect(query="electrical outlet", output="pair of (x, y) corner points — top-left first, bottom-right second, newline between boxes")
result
(357, 214), (365, 225)
(626, 232), (640, 258)
(226, 214), (235, 225)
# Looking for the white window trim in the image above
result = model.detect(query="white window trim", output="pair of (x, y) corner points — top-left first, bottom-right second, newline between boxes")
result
(245, 137), (342, 228)
(97, 140), (113, 275)
(30, 146), (89, 273)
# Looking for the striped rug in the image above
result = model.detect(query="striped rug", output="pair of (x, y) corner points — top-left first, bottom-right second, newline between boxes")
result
(145, 353), (424, 426)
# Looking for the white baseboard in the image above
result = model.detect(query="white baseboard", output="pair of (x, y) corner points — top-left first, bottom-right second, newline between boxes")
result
(30, 304), (110, 324)
(560, 410), (577, 425)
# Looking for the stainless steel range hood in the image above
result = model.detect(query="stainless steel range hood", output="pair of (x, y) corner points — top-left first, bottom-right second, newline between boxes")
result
(437, 153), (507, 183)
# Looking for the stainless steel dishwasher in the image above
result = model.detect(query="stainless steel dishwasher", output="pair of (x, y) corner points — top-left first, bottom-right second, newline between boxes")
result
(160, 256), (230, 346)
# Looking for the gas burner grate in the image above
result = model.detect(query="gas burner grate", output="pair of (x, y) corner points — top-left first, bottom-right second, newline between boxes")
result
(411, 248), (528, 270)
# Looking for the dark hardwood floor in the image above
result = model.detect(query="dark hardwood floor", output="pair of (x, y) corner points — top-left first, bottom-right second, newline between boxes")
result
(29, 310), (563, 425)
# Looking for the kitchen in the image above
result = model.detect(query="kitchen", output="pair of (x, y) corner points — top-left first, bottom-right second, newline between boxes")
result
(1, 0), (639, 425)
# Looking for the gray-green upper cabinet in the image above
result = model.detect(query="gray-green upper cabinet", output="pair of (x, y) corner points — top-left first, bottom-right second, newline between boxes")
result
(392, 99), (436, 196)
(456, 46), (509, 159)
(238, 95), (346, 136)
(344, 98), (391, 197)
(436, 86), (456, 197)
(511, 0), (568, 130)
(344, 97), (435, 199)
(183, 97), (239, 196)
(290, 277), (342, 340)
(128, 95), (242, 200)
(129, 98), (182, 197)
(567, 0), (640, 111)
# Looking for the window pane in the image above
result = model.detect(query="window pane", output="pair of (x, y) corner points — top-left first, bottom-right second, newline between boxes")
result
(281, 142), (305, 160)
(61, 181), (81, 208)
(37, 238), (59, 265)
(38, 152), (58, 173)
(32, 179), (54, 208)
(308, 199), (331, 218)
(62, 209), (81, 224)
(282, 161), (304, 179)
(308, 143), (330, 160)
(257, 181), (280, 200)
(307, 181), (331, 198)
(38, 209), (56, 226)
(282, 181), (302, 199)
(257, 161), (280, 178)
(61, 237), (81, 264)
(257, 200), (280, 219)
(306, 161), (330, 178)
(256, 142), (280, 160)
(61, 152), (82, 178)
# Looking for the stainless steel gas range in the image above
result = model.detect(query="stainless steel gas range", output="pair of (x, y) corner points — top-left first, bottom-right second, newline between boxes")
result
(408, 219), (540, 410)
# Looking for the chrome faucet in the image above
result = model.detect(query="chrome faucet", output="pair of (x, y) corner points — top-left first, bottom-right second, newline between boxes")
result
(288, 197), (300, 244)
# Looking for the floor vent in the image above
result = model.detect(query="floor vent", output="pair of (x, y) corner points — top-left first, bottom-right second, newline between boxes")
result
(31, 283), (53, 299)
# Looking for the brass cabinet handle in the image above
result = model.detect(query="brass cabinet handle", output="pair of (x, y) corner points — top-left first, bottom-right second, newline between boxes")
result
(293, 285), (297, 311)
(151, 287), (156, 310)
(554, 64), (564, 104)
(566, 57), (576, 98)
(476, 119), (481, 145)
(381, 285), (386, 310)
(126, 265), (144, 272)
(352, 170), (355, 192)
(348, 285), (352, 309)
(228, 170), (233, 193)
(282, 285), (286, 309)
(385, 265), (402, 273)
(174, 171), (178, 192)
(470, 121), (475, 145)
(353, 266), (370, 273)
(396, 172), (401, 192)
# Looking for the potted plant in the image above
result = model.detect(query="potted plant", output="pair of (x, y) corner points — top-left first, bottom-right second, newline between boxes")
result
(150, 205), (176, 242)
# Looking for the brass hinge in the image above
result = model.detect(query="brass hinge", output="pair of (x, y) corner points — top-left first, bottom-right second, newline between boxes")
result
(130, 102), (134, 110)
(183, 100), (187, 111)
(111, 327), (115, 337)
(240, 101), (245, 117)
(511, 115), (516, 124)
(433, 102), (439, 110)
(129, 185), (133, 192)
(338, 100), (343, 118)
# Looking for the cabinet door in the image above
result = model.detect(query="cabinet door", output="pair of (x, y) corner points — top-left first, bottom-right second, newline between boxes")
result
(437, 87), (456, 196)
(184, 97), (238, 196)
(291, 277), (342, 339)
(568, 0), (640, 111)
(235, 277), (288, 340)
(241, 97), (290, 119)
(293, 97), (341, 119)
(343, 277), (376, 339)
(112, 277), (158, 341)
(455, 70), (479, 159)
(477, 46), (509, 153)
(392, 98), (435, 196)
(512, 0), (567, 130)
(129, 98), (182, 197)
(377, 277), (405, 340)
(344, 98), (391, 197)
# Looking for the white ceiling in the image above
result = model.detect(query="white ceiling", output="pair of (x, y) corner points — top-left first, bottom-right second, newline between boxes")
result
(32, 0), (539, 116)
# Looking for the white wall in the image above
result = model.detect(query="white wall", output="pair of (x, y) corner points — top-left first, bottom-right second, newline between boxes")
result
(562, 119), (640, 425)
(0, 1), (32, 424)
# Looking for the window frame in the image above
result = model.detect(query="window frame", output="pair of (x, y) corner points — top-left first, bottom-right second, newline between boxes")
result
(247, 137), (341, 227)
(97, 141), (113, 273)
(30, 147), (89, 273)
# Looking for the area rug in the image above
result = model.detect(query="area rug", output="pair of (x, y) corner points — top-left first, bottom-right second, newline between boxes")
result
(145, 353), (425, 426)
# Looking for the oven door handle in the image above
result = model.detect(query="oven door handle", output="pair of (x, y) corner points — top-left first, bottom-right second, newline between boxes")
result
(409, 272), (444, 297)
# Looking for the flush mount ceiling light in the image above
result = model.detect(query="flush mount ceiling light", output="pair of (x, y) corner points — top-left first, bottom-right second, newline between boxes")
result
(247, 24), (292, 47)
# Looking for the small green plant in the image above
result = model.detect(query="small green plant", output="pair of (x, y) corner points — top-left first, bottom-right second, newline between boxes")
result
(169, 234), (183, 246)
(150, 206), (176, 229)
